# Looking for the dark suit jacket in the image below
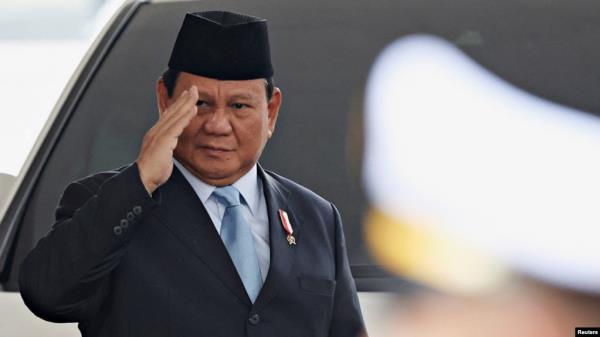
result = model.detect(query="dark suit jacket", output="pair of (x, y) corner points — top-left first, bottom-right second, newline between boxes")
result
(19, 163), (365, 337)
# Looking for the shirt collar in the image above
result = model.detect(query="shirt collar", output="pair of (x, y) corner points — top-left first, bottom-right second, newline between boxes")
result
(173, 158), (260, 215)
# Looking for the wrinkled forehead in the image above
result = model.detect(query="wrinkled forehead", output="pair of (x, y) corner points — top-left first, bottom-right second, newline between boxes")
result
(176, 72), (267, 98)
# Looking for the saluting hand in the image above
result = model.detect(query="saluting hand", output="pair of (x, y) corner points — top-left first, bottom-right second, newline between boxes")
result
(136, 85), (199, 194)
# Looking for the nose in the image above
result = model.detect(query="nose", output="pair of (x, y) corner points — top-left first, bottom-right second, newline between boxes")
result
(203, 107), (233, 135)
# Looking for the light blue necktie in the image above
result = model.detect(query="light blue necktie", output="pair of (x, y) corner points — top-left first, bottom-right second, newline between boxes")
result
(212, 186), (263, 303)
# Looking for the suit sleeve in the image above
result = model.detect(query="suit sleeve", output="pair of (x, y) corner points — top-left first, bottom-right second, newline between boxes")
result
(328, 203), (367, 337)
(19, 163), (160, 323)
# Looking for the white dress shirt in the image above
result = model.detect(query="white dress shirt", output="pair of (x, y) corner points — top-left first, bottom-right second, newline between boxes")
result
(173, 159), (270, 282)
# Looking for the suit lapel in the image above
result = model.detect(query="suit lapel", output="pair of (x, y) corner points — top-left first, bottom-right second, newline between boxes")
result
(154, 167), (251, 305)
(254, 165), (301, 310)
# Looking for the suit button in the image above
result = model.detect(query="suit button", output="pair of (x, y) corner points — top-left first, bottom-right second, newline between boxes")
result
(113, 226), (123, 236)
(126, 211), (135, 221)
(248, 313), (260, 325)
(133, 205), (142, 215)
(120, 219), (129, 228)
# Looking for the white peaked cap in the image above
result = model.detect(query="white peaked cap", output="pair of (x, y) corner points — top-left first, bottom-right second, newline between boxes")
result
(363, 34), (600, 294)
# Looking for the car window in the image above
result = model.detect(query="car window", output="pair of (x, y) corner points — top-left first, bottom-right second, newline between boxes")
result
(3, 0), (600, 290)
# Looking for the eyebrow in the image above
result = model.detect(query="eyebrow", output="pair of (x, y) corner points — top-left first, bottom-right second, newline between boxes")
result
(196, 91), (213, 100)
(195, 91), (257, 101)
(228, 93), (256, 101)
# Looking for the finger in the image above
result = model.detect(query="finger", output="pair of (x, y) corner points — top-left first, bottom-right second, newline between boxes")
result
(159, 88), (192, 121)
(160, 86), (199, 131)
(168, 101), (198, 135)
(158, 92), (187, 123)
(159, 86), (198, 128)
(170, 85), (198, 115)
(164, 104), (198, 139)
(153, 92), (194, 137)
(155, 99), (198, 140)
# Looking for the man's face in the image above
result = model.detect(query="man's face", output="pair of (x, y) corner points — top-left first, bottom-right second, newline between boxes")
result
(157, 72), (281, 186)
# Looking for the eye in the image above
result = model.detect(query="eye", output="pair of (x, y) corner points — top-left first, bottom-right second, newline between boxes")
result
(196, 100), (208, 107)
(231, 103), (248, 110)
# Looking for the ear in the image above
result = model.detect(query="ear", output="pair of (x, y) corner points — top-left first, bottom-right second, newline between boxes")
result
(156, 77), (170, 116)
(267, 87), (282, 138)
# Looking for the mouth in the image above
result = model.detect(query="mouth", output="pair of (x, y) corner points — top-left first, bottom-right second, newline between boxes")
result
(199, 145), (234, 154)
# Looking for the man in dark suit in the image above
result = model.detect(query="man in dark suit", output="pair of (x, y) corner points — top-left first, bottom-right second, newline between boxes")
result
(19, 10), (365, 337)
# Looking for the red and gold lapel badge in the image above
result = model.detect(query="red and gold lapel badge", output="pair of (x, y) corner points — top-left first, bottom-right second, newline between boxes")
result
(278, 209), (296, 245)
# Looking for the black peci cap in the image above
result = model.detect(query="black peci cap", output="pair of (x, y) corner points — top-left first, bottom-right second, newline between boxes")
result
(168, 11), (274, 80)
